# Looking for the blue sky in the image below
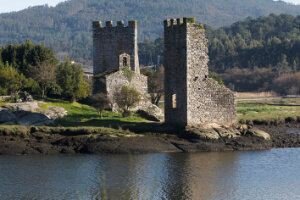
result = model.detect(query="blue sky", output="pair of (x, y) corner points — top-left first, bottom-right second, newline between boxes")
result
(0, 0), (300, 14)
(0, 0), (65, 14)
(282, 0), (300, 4)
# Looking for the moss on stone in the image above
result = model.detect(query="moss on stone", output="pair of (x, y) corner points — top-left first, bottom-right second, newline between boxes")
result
(94, 70), (118, 79)
(123, 67), (135, 82)
(186, 17), (195, 23)
(194, 23), (204, 29)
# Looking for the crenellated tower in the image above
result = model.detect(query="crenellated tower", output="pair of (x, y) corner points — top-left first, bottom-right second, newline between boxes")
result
(93, 20), (140, 75)
(164, 17), (236, 126)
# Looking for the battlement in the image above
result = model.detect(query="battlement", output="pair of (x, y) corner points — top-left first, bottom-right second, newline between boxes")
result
(93, 20), (137, 30)
(164, 17), (195, 27)
(164, 16), (236, 126)
(93, 19), (139, 75)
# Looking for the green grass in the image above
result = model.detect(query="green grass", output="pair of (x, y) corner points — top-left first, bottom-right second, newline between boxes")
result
(0, 101), (8, 107)
(37, 98), (151, 128)
(237, 98), (300, 121)
(2, 97), (300, 131)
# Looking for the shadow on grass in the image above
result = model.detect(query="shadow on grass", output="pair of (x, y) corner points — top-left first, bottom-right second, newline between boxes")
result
(266, 104), (300, 107)
(53, 118), (184, 134)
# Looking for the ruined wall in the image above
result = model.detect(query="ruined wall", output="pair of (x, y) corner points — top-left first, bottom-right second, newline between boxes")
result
(93, 20), (139, 75)
(164, 18), (188, 124)
(164, 17), (237, 126)
(105, 70), (147, 100)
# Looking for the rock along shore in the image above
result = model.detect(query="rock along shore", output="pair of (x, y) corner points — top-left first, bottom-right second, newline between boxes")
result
(0, 123), (299, 155)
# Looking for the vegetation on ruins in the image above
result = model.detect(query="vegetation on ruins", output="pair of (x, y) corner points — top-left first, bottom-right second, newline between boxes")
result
(123, 67), (135, 82)
(115, 86), (141, 117)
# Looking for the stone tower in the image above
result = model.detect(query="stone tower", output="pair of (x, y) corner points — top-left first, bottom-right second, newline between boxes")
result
(93, 20), (140, 75)
(164, 17), (236, 126)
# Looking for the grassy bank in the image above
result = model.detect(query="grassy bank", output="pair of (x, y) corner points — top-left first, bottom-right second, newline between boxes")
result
(0, 125), (134, 137)
(238, 98), (300, 122)
(1, 97), (300, 132)
(37, 98), (151, 128)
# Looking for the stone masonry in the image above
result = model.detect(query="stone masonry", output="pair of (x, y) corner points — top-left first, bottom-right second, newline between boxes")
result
(93, 20), (139, 74)
(164, 17), (237, 126)
(93, 20), (163, 118)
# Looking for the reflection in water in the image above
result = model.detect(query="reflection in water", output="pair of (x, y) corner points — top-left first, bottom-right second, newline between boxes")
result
(1, 149), (300, 199)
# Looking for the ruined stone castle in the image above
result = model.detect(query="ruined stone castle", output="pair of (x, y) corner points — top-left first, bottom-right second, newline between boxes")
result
(93, 20), (163, 117)
(164, 17), (236, 126)
(92, 18), (236, 125)
(93, 20), (139, 74)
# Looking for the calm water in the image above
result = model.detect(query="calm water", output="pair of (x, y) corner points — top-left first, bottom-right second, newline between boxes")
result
(1, 149), (300, 200)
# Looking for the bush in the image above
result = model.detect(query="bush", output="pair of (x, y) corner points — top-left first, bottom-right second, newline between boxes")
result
(115, 86), (141, 113)
(122, 110), (133, 117)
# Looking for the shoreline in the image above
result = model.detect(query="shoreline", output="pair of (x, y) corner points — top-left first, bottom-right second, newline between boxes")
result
(1, 123), (300, 155)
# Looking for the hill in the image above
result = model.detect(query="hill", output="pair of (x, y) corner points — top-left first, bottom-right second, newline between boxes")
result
(1, 0), (300, 61)
(205, 13), (300, 92)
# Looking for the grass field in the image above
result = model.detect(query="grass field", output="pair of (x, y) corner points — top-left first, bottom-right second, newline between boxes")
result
(38, 98), (151, 128)
(237, 98), (300, 121)
(1, 97), (300, 129)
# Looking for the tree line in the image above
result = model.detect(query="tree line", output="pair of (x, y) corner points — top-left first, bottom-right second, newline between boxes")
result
(0, 40), (90, 102)
(0, 0), (300, 62)
(138, 13), (300, 94)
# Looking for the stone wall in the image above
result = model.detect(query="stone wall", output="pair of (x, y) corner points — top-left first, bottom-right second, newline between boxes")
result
(93, 20), (139, 75)
(105, 70), (148, 100)
(94, 70), (163, 117)
(164, 17), (237, 126)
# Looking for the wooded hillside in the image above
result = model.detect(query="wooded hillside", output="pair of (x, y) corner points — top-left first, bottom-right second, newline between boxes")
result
(0, 0), (300, 61)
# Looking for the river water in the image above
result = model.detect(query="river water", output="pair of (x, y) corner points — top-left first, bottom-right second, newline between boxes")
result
(1, 148), (300, 200)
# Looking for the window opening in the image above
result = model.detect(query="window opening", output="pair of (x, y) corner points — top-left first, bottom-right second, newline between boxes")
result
(172, 94), (177, 108)
(123, 57), (128, 67)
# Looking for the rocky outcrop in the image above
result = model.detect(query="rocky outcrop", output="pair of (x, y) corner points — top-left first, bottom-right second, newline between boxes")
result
(0, 109), (16, 123)
(0, 102), (67, 126)
(134, 100), (164, 121)
(182, 123), (270, 142)
(245, 128), (271, 140)
(3, 102), (39, 112)
(39, 106), (67, 120)
(0, 123), (280, 155)
(17, 113), (53, 126)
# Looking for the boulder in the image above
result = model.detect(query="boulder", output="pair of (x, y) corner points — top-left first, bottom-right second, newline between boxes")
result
(3, 121), (16, 125)
(185, 128), (220, 140)
(48, 106), (67, 118)
(136, 110), (160, 122)
(14, 110), (28, 118)
(1, 102), (66, 126)
(17, 113), (52, 126)
(40, 106), (67, 120)
(134, 100), (164, 121)
(4, 102), (39, 112)
(246, 128), (271, 140)
(33, 120), (54, 126)
(0, 109), (16, 123)
(215, 128), (241, 139)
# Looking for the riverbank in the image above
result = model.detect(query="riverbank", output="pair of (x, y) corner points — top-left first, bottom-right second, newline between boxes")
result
(0, 122), (299, 155)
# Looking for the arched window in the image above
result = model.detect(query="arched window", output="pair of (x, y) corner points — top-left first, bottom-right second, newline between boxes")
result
(123, 57), (127, 67)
